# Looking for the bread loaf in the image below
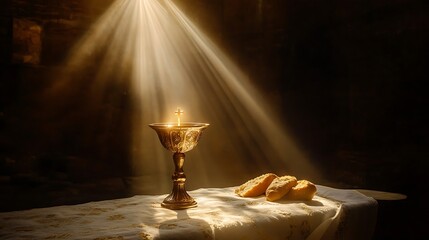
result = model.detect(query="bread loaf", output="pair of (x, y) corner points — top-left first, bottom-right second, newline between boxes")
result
(265, 175), (298, 201)
(235, 173), (278, 197)
(284, 180), (317, 201)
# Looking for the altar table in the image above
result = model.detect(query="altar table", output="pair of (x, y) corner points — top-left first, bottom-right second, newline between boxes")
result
(0, 185), (377, 240)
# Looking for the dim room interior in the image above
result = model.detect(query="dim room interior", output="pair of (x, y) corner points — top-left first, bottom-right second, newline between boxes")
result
(0, 0), (427, 239)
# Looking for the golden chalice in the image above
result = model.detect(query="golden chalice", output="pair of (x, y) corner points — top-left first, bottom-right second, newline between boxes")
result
(149, 109), (209, 209)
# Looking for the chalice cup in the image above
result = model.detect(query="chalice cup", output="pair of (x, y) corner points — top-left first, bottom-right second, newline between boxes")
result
(149, 122), (209, 210)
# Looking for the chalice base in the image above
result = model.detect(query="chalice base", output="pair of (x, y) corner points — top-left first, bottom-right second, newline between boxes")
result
(161, 183), (197, 210)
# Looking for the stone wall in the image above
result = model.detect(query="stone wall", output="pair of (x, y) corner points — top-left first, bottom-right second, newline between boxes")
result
(0, 0), (130, 212)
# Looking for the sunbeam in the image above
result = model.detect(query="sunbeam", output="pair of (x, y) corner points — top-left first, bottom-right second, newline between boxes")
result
(45, 0), (322, 194)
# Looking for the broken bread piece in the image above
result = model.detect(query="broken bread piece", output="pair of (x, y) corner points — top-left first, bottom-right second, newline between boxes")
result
(266, 175), (298, 201)
(284, 180), (317, 201)
(235, 173), (278, 197)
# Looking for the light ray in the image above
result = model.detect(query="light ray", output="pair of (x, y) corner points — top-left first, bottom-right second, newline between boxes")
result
(46, 0), (323, 194)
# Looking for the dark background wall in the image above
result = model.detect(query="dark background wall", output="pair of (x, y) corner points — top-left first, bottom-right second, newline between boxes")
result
(243, 0), (426, 190)
(0, 0), (427, 238)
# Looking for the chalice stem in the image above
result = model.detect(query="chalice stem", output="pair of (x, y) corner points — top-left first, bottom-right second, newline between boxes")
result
(161, 152), (197, 209)
(173, 152), (186, 179)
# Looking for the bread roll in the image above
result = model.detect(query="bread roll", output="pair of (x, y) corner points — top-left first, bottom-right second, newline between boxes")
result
(285, 180), (317, 201)
(265, 175), (298, 201)
(235, 173), (278, 197)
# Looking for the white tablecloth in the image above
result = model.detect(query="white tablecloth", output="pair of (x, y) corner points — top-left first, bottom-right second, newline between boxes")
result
(0, 185), (377, 240)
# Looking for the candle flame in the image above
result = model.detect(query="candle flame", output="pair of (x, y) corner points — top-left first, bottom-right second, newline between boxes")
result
(175, 107), (184, 126)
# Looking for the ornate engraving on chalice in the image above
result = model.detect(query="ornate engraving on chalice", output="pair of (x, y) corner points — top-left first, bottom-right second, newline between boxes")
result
(149, 121), (209, 210)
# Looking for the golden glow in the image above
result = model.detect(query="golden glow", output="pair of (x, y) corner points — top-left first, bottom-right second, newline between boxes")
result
(175, 107), (184, 126)
(47, 0), (323, 194)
